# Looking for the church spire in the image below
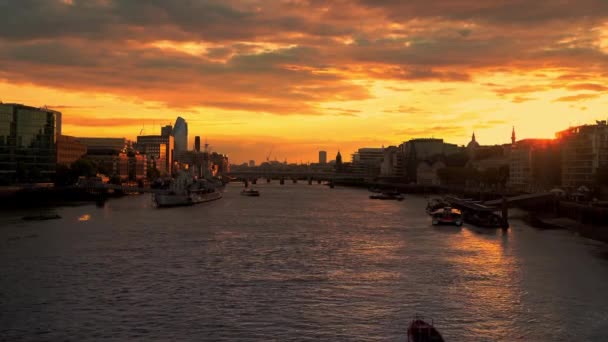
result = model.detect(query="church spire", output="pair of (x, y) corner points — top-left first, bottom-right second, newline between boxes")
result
(511, 126), (516, 144)
(472, 132), (476, 142)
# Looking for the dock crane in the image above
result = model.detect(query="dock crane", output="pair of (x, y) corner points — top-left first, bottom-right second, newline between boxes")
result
(266, 146), (274, 162)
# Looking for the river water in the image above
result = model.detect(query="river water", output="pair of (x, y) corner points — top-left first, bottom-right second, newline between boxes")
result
(1, 183), (608, 341)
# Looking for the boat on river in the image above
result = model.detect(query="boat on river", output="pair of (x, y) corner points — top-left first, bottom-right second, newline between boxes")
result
(370, 191), (404, 201)
(426, 197), (450, 214)
(443, 196), (508, 228)
(431, 207), (463, 226)
(407, 316), (445, 342)
(153, 172), (222, 208)
(22, 214), (61, 221)
(241, 189), (260, 197)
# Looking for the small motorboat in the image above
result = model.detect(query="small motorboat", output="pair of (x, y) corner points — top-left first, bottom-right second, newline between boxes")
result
(431, 207), (463, 226)
(241, 189), (260, 197)
(369, 191), (404, 201)
(407, 316), (445, 342)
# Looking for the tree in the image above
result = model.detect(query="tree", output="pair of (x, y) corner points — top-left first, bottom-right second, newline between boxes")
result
(55, 164), (74, 186)
(71, 159), (97, 178)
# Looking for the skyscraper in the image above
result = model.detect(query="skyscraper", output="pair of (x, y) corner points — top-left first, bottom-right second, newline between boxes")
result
(161, 125), (173, 138)
(194, 136), (201, 152)
(173, 116), (188, 155)
(319, 150), (327, 164)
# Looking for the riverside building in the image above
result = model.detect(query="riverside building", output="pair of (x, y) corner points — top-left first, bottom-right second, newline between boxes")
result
(557, 121), (608, 189)
(0, 103), (61, 183)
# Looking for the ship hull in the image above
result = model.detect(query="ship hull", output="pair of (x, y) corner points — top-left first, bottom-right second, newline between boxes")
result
(154, 191), (222, 207)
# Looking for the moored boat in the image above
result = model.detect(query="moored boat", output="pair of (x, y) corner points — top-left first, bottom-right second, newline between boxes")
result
(370, 191), (404, 201)
(241, 188), (260, 197)
(407, 316), (445, 342)
(431, 207), (463, 226)
(153, 172), (222, 207)
(426, 197), (450, 214)
(443, 196), (509, 228)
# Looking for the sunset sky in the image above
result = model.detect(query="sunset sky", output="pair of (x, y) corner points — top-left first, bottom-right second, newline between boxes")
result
(1, 0), (608, 163)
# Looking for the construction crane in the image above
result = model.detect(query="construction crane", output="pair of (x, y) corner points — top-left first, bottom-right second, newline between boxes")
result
(266, 146), (274, 162)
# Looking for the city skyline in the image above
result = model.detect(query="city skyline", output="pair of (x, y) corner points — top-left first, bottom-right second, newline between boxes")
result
(1, 1), (608, 163)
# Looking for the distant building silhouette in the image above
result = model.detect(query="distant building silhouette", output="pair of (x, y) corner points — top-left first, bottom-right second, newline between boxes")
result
(351, 148), (384, 178)
(509, 139), (560, 192)
(401, 138), (460, 182)
(194, 136), (201, 152)
(78, 137), (134, 180)
(511, 126), (516, 145)
(466, 132), (480, 159)
(249, 160), (255, 167)
(335, 150), (343, 172)
(173, 116), (188, 156)
(319, 150), (327, 164)
(161, 125), (173, 138)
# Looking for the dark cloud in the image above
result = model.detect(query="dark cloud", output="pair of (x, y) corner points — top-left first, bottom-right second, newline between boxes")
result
(0, 0), (607, 114)
(355, 0), (608, 25)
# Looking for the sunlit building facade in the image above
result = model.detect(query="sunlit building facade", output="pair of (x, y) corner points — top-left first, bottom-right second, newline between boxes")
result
(77, 137), (131, 154)
(56, 135), (87, 165)
(136, 135), (174, 175)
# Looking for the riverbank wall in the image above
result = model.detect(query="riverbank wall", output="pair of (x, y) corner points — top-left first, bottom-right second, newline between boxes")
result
(0, 186), (130, 209)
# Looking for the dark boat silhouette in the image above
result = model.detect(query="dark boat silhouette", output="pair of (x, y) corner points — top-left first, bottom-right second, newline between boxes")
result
(22, 214), (61, 221)
(407, 316), (445, 342)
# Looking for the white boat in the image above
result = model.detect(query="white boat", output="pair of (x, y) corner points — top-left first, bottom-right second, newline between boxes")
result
(153, 172), (222, 207)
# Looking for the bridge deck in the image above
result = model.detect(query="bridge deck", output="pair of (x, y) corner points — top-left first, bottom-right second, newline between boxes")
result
(484, 192), (554, 206)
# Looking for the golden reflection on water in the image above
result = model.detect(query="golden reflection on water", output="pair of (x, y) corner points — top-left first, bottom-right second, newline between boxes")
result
(444, 227), (521, 337)
(78, 214), (91, 221)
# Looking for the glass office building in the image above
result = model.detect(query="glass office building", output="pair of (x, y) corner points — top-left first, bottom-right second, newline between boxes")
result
(0, 103), (61, 183)
(173, 116), (188, 156)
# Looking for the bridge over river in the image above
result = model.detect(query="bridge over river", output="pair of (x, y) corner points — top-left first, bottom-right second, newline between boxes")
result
(227, 170), (363, 182)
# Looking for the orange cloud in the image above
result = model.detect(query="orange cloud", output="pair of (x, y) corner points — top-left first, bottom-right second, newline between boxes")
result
(2, 1), (608, 163)
(566, 83), (608, 91)
(553, 93), (602, 102)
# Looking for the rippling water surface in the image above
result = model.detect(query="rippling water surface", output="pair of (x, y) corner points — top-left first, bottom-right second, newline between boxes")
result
(2, 183), (608, 341)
